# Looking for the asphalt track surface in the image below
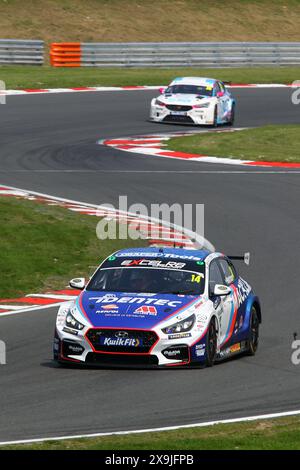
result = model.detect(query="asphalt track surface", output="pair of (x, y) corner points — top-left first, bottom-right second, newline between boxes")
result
(0, 88), (299, 442)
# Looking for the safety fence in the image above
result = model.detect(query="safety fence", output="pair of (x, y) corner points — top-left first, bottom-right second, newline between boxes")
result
(0, 39), (44, 65)
(50, 42), (300, 67)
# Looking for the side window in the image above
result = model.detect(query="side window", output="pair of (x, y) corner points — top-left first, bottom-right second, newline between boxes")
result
(214, 82), (221, 96)
(219, 81), (225, 93)
(219, 259), (237, 285)
(209, 260), (224, 295)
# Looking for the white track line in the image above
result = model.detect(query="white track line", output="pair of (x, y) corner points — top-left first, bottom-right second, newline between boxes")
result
(0, 305), (30, 311)
(0, 183), (215, 252)
(0, 183), (215, 315)
(26, 294), (77, 300)
(1, 409), (300, 446)
(0, 302), (66, 318)
(2, 83), (298, 97)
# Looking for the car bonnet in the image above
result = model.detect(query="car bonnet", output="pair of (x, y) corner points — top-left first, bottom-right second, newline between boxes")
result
(77, 291), (202, 329)
(162, 93), (211, 105)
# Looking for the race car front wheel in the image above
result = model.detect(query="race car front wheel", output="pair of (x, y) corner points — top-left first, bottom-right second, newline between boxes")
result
(247, 306), (259, 356)
(212, 106), (218, 127)
(205, 318), (217, 367)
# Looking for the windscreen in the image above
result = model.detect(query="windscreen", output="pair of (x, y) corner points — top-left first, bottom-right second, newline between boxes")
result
(165, 84), (214, 97)
(87, 258), (206, 295)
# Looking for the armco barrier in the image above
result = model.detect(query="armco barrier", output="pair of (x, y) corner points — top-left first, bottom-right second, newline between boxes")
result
(0, 39), (44, 65)
(50, 42), (300, 67)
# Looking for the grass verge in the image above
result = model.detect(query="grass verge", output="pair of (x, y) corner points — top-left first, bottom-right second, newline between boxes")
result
(0, 66), (299, 90)
(167, 125), (300, 163)
(3, 415), (300, 450)
(1, 1), (300, 43)
(0, 197), (144, 298)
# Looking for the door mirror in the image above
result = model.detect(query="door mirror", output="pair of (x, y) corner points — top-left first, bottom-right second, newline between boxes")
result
(159, 87), (166, 95)
(217, 91), (224, 97)
(214, 284), (231, 296)
(69, 278), (85, 290)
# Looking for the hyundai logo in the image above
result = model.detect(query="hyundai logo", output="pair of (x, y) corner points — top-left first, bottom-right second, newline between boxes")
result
(115, 331), (129, 338)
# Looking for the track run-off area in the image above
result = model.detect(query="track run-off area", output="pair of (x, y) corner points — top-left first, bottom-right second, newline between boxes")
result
(0, 86), (299, 443)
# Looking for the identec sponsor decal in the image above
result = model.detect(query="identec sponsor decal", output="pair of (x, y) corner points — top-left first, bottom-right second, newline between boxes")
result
(89, 294), (182, 308)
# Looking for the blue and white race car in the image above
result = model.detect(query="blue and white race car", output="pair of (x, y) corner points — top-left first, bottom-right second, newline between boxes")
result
(53, 247), (261, 368)
(150, 76), (235, 126)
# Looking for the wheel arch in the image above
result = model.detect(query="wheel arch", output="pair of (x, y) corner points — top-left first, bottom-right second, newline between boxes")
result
(210, 313), (220, 340)
(245, 295), (262, 327)
(252, 299), (262, 324)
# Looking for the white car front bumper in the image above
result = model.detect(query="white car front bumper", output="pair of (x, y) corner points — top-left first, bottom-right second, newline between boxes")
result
(150, 102), (215, 125)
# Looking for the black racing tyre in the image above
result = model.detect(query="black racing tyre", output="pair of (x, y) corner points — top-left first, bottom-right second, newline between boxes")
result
(212, 105), (218, 127)
(205, 318), (217, 367)
(247, 306), (260, 356)
(228, 103), (235, 126)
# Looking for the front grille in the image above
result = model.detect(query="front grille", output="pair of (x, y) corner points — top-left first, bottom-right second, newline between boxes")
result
(166, 104), (192, 111)
(163, 115), (194, 123)
(85, 352), (159, 367)
(86, 329), (158, 353)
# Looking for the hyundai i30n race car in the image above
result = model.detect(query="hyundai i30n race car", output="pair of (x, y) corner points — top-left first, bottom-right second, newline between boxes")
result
(53, 247), (261, 368)
(150, 77), (235, 126)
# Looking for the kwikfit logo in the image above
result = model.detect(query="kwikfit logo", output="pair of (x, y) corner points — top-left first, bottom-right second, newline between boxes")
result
(103, 337), (140, 347)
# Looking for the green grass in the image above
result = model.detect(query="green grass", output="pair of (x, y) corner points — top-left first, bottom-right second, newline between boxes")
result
(3, 416), (300, 450)
(0, 66), (299, 89)
(0, 197), (144, 298)
(1, 1), (300, 44)
(167, 125), (300, 163)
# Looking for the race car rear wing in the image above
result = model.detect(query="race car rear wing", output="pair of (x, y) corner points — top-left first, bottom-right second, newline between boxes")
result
(228, 252), (250, 265)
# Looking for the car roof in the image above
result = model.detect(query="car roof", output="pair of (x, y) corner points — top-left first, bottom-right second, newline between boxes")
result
(169, 77), (217, 87)
(113, 247), (211, 261)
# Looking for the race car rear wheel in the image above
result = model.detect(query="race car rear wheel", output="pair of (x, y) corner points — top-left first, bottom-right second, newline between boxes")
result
(228, 103), (235, 126)
(247, 306), (259, 356)
(205, 318), (217, 367)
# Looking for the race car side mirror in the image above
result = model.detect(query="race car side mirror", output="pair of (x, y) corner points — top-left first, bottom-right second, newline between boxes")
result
(214, 284), (231, 296)
(69, 278), (85, 290)
(217, 91), (225, 97)
(159, 87), (166, 94)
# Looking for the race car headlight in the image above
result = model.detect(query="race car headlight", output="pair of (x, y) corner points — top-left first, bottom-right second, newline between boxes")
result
(155, 99), (166, 107)
(162, 314), (195, 335)
(65, 311), (84, 331)
(193, 103), (210, 109)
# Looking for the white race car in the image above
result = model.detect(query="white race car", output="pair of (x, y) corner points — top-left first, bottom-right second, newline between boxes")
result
(150, 77), (235, 126)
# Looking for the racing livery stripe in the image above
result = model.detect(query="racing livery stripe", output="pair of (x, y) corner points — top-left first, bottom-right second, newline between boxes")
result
(155, 296), (201, 326)
(221, 284), (239, 346)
